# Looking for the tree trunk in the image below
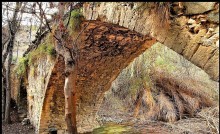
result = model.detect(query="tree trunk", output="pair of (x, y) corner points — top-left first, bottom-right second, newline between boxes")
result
(2, 71), (6, 121)
(64, 62), (77, 134)
(5, 40), (13, 123)
(3, 2), (22, 124)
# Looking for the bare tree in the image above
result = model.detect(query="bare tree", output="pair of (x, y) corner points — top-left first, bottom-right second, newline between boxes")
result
(2, 2), (26, 123)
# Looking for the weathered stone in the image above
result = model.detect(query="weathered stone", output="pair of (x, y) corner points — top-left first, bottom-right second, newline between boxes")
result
(184, 2), (216, 15)
(182, 29), (207, 60)
(38, 56), (66, 134)
(187, 18), (196, 24)
(48, 128), (57, 133)
(214, 26), (219, 33)
(36, 20), (156, 133)
(191, 45), (217, 69)
(204, 50), (219, 81)
(83, 2), (219, 81)
(26, 2), (219, 133)
(19, 113), (27, 118)
(27, 55), (55, 133)
(207, 11), (219, 23)
(203, 33), (219, 47)
(194, 24), (202, 33)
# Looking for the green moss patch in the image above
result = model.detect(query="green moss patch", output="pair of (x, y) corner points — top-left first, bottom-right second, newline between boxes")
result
(67, 9), (84, 32)
(92, 124), (137, 134)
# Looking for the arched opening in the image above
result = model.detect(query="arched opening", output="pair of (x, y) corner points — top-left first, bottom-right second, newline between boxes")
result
(38, 20), (156, 133)
(96, 42), (217, 133)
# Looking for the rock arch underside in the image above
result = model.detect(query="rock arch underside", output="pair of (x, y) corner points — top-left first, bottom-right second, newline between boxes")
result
(38, 20), (155, 133)
(25, 2), (219, 133)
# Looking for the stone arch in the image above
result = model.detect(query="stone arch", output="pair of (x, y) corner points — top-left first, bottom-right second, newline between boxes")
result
(74, 20), (156, 133)
(38, 20), (156, 133)
(31, 2), (219, 133)
(83, 2), (219, 81)
(38, 56), (66, 134)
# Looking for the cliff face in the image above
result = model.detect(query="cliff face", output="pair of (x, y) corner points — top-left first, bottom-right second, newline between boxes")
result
(83, 2), (219, 81)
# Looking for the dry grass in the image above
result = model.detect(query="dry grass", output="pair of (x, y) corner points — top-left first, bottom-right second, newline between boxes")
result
(197, 106), (219, 134)
(138, 70), (215, 123)
(144, 87), (155, 111)
(172, 90), (184, 119)
(157, 91), (177, 122)
(162, 106), (219, 134)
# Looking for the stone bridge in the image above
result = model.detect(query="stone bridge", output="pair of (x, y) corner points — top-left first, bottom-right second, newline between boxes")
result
(25, 2), (219, 133)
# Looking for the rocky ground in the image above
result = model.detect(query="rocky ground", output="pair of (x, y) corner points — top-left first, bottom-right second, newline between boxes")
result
(2, 108), (35, 134)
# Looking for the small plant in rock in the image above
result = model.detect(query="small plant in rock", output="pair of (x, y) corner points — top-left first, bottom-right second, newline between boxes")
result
(68, 9), (84, 32)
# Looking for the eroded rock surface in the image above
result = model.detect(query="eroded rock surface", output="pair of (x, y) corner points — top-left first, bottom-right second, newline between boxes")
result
(184, 2), (216, 15)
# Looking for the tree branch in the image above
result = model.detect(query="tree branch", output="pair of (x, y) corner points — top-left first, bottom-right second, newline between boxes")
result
(65, 3), (73, 28)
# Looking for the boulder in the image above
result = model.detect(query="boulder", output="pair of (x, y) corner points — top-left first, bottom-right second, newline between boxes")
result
(184, 2), (216, 15)
(22, 118), (30, 125)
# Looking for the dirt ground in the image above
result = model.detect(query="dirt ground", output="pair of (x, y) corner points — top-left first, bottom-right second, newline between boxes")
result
(2, 106), (218, 134)
(2, 109), (35, 134)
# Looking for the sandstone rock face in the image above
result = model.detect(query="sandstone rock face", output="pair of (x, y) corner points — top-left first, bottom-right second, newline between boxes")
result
(83, 2), (219, 81)
(184, 2), (216, 15)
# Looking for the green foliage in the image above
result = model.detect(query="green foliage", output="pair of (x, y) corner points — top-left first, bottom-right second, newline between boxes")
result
(68, 9), (84, 32)
(28, 42), (56, 66)
(14, 56), (28, 77)
(14, 42), (56, 77)
(155, 56), (165, 66)
(155, 56), (176, 72)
